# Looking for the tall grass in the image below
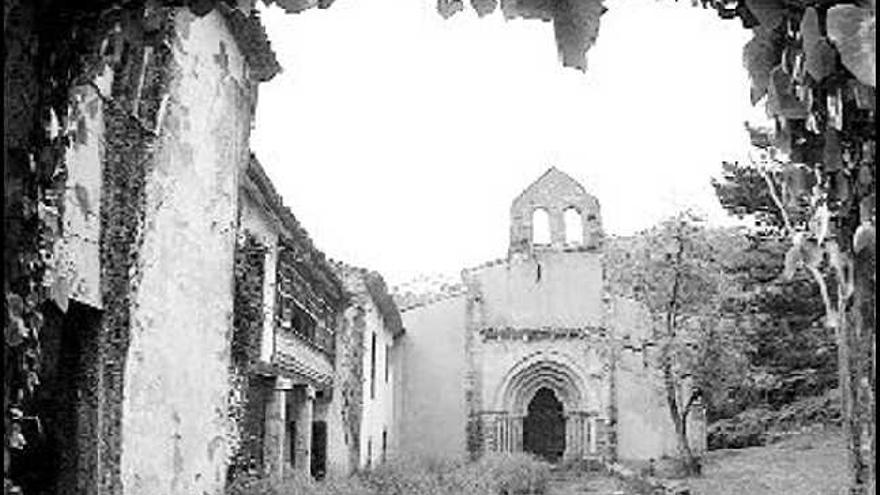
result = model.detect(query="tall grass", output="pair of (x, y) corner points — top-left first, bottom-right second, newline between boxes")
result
(225, 453), (552, 495)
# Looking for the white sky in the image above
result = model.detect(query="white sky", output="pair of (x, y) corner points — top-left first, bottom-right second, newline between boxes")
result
(252, 0), (757, 285)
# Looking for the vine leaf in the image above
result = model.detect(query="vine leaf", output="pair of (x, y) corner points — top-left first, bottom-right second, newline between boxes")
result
(745, 0), (787, 29)
(802, 8), (839, 81)
(552, 0), (606, 71)
(823, 128), (844, 171)
(471, 0), (498, 16)
(827, 4), (876, 87)
(51, 275), (70, 313)
(8, 423), (27, 450)
(810, 203), (831, 245)
(853, 224), (875, 254)
(773, 118), (793, 155)
(268, 0), (321, 14)
(438, 0), (465, 18)
(744, 27), (784, 104)
(6, 315), (28, 347)
(849, 80), (876, 111)
(767, 66), (809, 118)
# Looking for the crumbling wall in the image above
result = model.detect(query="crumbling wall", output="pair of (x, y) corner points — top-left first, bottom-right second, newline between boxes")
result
(607, 296), (680, 461)
(118, 8), (255, 495)
(329, 305), (364, 475)
(228, 232), (269, 479)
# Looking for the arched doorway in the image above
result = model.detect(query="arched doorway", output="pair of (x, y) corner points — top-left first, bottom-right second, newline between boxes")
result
(522, 387), (565, 463)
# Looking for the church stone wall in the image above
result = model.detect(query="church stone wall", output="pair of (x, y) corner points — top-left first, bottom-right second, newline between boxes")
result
(395, 167), (706, 465)
(397, 296), (469, 461)
(471, 251), (604, 329)
(608, 296), (680, 462)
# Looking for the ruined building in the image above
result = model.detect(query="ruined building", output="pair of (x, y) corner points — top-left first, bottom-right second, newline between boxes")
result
(4, 2), (392, 494)
(235, 155), (403, 480)
(395, 168), (707, 464)
(332, 263), (405, 470)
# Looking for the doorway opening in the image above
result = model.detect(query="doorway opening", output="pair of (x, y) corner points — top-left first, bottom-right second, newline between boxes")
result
(8, 301), (103, 495)
(522, 387), (565, 463)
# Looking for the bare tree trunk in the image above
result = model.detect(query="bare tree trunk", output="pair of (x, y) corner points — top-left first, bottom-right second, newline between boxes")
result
(838, 304), (865, 491)
(663, 364), (699, 476)
(853, 244), (875, 493)
(659, 227), (700, 476)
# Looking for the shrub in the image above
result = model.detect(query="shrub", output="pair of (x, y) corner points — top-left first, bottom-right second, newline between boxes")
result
(470, 453), (552, 495)
(226, 453), (551, 495)
(707, 389), (841, 450)
(225, 471), (374, 495)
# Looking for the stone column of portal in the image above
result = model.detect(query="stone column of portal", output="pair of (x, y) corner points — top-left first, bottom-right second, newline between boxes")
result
(563, 413), (578, 461)
(504, 414), (514, 452)
(587, 415), (598, 455)
(263, 379), (287, 481)
(497, 414), (507, 452)
(512, 415), (524, 452)
(294, 384), (315, 475)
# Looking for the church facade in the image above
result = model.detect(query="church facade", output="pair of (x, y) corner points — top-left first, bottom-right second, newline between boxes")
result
(394, 168), (707, 464)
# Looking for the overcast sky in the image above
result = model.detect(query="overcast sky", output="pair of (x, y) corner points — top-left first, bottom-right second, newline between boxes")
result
(252, 0), (758, 285)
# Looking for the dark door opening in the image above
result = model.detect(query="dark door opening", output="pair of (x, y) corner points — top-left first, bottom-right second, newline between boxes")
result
(311, 421), (327, 479)
(8, 301), (102, 495)
(522, 387), (565, 463)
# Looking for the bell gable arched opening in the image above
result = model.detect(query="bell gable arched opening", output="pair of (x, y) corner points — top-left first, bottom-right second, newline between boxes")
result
(563, 207), (583, 246)
(531, 208), (551, 245)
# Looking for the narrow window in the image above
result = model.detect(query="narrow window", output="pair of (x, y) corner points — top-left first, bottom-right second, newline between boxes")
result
(382, 429), (388, 462)
(564, 207), (583, 245)
(385, 344), (390, 383)
(532, 208), (551, 245)
(366, 438), (373, 469)
(370, 332), (377, 400)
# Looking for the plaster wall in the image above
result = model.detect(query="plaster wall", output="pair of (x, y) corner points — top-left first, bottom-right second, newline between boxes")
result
(359, 305), (396, 467)
(397, 296), (469, 461)
(322, 373), (350, 477)
(119, 9), (253, 495)
(54, 81), (107, 309)
(238, 188), (280, 363)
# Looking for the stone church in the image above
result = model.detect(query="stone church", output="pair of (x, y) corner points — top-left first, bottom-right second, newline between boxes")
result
(393, 168), (707, 464)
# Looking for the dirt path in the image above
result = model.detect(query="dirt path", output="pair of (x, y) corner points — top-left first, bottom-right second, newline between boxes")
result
(546, 469), (630, 495)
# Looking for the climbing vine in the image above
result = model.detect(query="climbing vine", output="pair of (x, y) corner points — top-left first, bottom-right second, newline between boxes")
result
(338, 306), (365, 470)
(228, 231), (268, 479)
(4, 2), (110, 492)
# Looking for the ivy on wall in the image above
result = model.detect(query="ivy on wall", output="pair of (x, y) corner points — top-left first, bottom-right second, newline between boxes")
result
(227, 231), (268, 478)
(337, 306), (365, 470)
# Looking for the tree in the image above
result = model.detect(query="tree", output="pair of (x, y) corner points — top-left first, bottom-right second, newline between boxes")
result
(712, 161), (839, 417)
(606, 212), (739, 475)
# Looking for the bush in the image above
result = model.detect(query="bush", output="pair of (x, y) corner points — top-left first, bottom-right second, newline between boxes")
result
(707, 389), (841, 450)
(469, 453), (551, 495)
(225, 471), (373, 495)
(360, 452), (550, 495)
(226, 453), (552, 495)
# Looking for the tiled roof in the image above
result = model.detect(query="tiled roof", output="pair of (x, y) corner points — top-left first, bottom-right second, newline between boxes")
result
(222, 6), (281, 82)
(245, 154), (345, 304)
(330, 261), (404, 337)
(392, 272), (467, 312)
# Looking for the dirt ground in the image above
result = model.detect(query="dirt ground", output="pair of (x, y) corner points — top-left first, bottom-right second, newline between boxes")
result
(547, 428), (850, 495)
(686, 428), (849, 495)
